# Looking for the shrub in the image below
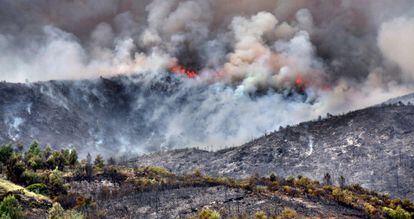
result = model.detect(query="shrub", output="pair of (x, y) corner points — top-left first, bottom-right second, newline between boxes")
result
(48, 202), (84, 219)
(193, 169), (203, 177)
(332, 188), (354, 205)
(283, 186), (292, 193)
(0, 195), (23, 219)
(255, 210), (267, 219)
(295, 176), (312, 188)
(198, 208), (221, 219)
(27, 183), (48, 195)
(48, 202), (64, 219)
(401, 199), (414, 212)
(277, 207), (297, 219)
(286, 176), (295, 184)
(49, 168), (65, 193)
(147, 166), (171, 176)
(22, 170), (42, 186)
(267, 181), (279, 191)
(383, 206), (412, 219)
(364, 203), (377, 215)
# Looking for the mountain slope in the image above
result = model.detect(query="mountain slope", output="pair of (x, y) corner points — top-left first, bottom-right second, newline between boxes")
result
(133, 104), (414, 200)
(0, 75), (187, 154)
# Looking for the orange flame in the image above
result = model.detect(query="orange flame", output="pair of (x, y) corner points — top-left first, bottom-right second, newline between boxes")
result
(295, 74), (304, 87)
(170, 65), (197, 78)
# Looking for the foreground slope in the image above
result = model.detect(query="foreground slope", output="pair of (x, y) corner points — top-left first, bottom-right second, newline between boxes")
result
(134, 104), (414, 200)
(1, 138), (413, 218)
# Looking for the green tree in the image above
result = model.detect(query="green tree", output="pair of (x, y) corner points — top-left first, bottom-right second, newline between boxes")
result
(47, 151), (65, 170)
(25, 141), (44, 170)
(61, 149), (71, 165)
(49, 167), (65, 193)
(0, 144), (13, 164)
(68, 149), (78, 166)
(6, 154), (25, 184)
(26, 141), (41, 158)
(0, 195), (22, 219)
(44, 145), (52, 160)
(94, 155), (104, 169)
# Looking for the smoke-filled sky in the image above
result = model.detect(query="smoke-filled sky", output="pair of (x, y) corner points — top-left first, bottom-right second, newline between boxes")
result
(1, 0), (414, 152)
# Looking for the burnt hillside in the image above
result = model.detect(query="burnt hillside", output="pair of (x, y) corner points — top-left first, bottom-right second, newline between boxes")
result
(134, 104), (414, 200)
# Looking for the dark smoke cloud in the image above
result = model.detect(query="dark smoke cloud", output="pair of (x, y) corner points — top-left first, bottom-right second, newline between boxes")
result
(1, 0), (414, 153)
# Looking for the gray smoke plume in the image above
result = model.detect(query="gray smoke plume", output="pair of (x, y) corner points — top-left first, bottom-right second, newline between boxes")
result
(1, 0), (414, 154)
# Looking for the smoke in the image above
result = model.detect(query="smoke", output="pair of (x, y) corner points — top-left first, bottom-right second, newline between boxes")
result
(1, 0), (414, 153)
(378, 17), (414, 81)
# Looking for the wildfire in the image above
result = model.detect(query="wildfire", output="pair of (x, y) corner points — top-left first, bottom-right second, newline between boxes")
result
(294, 74), (306, 93)
(170, 65), (197, 78)
(295, 74), (304, 87)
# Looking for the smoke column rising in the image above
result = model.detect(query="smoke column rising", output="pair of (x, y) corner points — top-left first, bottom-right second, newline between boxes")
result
(1, 0), (414, 153)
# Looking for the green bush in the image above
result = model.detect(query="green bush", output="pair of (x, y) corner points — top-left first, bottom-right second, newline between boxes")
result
(49, 168), (65, 193)
(0, 195), (23, 219)
(198, 208), (221, 219)
(364, 203), (377, 215)
(255, 210), (267, 219)
(146, 166), (171, 176)
(295, 176), (312, 188)
(0, 144), (13, 164)
(22, 170), (42, 186)
(48, 202), (64, 219)
(383, 206), (413, 219)
(286, 176), (295, 182)
(26, 183), (48, 195)
(277, 207), (297, 219)
(48, 202), (83, 219)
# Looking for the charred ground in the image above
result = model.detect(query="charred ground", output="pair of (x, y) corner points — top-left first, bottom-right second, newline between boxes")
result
(133, 104), (414, 201)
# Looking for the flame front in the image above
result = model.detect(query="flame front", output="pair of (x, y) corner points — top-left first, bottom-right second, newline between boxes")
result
(170, 65), (197, 78)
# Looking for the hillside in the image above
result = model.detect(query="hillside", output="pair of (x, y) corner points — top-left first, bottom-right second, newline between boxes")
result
(0, 75), (185, 155)
(132, 104), (414, 201)
(0, 144), (413, 218)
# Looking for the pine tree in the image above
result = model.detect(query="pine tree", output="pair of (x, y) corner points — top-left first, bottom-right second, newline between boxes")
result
(94, 155), (105, 169)
(68, 149), (78, 166)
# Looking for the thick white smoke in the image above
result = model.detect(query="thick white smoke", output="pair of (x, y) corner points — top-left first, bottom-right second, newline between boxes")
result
(1, 0), (414, 153)
(378, 17), (414, 81)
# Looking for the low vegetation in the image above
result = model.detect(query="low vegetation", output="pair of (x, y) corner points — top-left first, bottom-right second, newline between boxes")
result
(0, 142), (413, 218)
